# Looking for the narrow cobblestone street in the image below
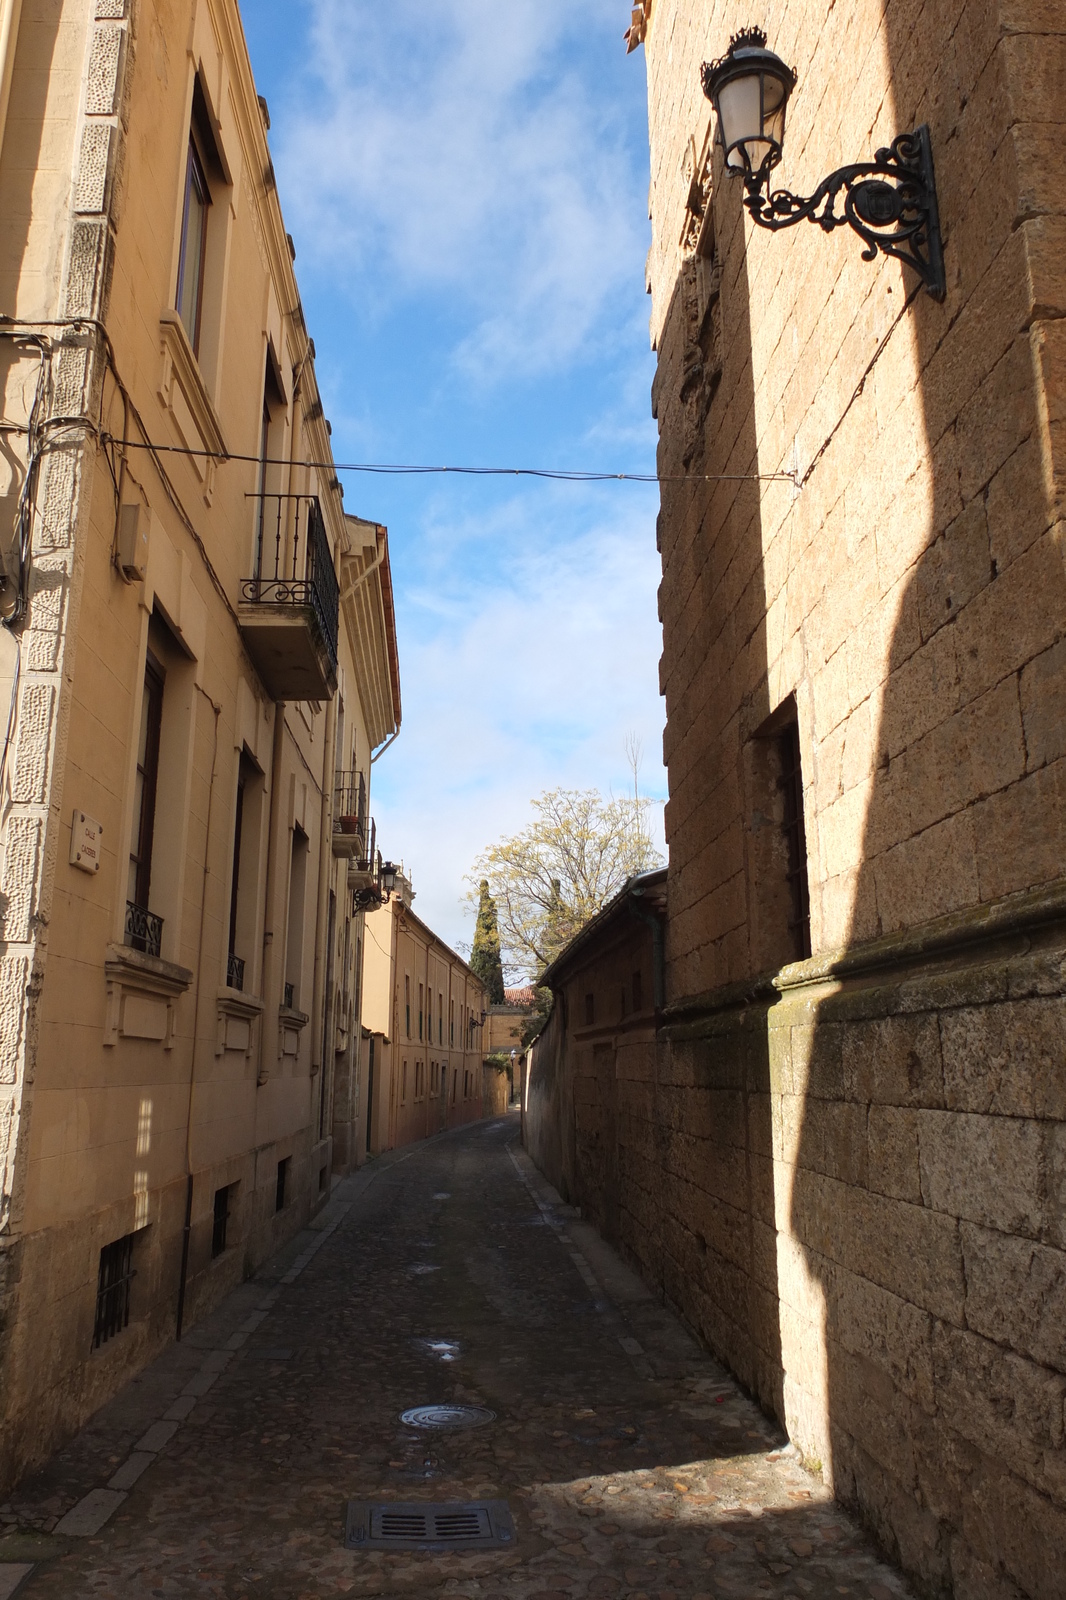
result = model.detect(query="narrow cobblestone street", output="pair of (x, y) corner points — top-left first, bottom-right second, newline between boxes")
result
(0, 1117), (914, 1600)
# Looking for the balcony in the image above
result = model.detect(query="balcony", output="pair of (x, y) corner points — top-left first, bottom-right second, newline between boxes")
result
(239, 494), (339, 702)
(347, 815), (378, 898)
(333, 771), (368, 859)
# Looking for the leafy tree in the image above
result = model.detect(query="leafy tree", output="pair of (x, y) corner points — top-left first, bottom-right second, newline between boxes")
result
(469, 787), (663, 982)
(521, 985), (554, 1049)
(469, 879), (505, 1003)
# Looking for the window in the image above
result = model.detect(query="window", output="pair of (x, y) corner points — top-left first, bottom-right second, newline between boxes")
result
(227, 768), (245, 987)
(438, 992), (443, 1045)
(450, 998), (454, 1045)
(254, 349), (287, 577)
(212, 1184), (235, 1258)
(779, 722), (812, 960)
(127, 653), (164, 941)
(285, 827), (309, 1012)
(418, 983), (424, 1041)
(405, 975), (411, 1038)
(227, 755), (263, 992)
(176, 138), (210, 353)
(584, 993), (595, 1026)
(746, 700), (812, 971)
(401, 1060), (409, 1105)
(93, 1234), (136, 1349)
(275, 1157), (291, 1213)
(415, 1060), (425, 1101)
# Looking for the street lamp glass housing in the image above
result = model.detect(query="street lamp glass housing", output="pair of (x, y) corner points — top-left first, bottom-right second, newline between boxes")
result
(380, 861), (398, 895)
(701, 28), (796, 190)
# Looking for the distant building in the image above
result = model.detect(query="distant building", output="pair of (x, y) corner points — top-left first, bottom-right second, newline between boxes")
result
(0, 0), (399, 1491)
(361, 875), (506, 1152)
(484, 987), (534, 1060)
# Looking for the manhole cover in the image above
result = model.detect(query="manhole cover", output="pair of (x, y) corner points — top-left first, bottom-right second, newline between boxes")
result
(346, 1499), (515, 1552)
(400, 1404), (496, 1430)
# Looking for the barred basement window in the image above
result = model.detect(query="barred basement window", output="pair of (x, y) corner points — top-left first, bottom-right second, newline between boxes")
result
(212, 1184), (235, 1258)
(93, 1233), (136, 1349)
(275, 1156), (291, 1213)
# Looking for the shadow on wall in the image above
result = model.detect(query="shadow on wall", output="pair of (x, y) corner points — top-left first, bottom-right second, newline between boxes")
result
(525, 188), (788, 1424)
(786, 3), (1066, 1595)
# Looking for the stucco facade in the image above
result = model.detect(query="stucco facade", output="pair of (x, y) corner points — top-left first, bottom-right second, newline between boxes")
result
(0, 0), (399, 1491)
(361, 882), (505, 1154)
(525, 4), (1066, 1597)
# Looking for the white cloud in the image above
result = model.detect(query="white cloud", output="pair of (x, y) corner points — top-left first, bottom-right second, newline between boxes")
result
(274, 0), (650, 381)
(369, 485), (666, 950)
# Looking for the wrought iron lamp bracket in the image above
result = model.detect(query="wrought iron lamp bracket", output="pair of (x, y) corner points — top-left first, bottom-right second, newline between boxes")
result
(744, 125), (945, 300)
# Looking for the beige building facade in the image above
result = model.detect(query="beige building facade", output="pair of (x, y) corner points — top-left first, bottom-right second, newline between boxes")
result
(361, 879), (506, 1154)
(0, 0), (399, 1490)
(528, 4), (1066, 1598)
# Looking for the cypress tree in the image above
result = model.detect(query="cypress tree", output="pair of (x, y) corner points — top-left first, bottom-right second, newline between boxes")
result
(470, 879), (505, 1004)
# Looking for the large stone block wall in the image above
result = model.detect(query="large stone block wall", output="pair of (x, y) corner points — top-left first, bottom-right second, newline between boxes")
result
(531, 901), (1066, 1597)
(599, 1), (1066, 1595)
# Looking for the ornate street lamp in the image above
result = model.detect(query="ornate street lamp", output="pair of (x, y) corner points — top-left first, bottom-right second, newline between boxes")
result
(380, 860), (398, 898)
(701, 28), (946, 299)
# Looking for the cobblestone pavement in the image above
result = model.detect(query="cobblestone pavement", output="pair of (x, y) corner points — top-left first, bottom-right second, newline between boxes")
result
(0, 1115), (915, 1599)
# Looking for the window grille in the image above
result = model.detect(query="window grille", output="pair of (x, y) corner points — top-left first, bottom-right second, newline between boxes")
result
(778, 722), (812, 960)
(93, 1234), (136, 1349)
(125, 899), (164, 958)
(212, 1185), (232, 1258)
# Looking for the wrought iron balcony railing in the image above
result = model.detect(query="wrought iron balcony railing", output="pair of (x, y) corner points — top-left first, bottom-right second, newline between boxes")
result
(333, 770), (368, 858)
(227, 952), (245, 992)
(239, 494), (340, 699)
(283, 981), (295, 1010)
(125, 900), (163, 959)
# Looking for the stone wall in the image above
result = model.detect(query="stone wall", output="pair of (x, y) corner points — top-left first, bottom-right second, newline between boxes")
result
(571, 2), (1066, 1595)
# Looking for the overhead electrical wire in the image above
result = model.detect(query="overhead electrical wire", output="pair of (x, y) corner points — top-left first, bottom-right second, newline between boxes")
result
(95, 434), (797, 485)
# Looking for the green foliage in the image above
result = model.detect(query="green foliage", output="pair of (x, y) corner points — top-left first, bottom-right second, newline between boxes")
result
(521, 986), (553, 1049)
(469, 879), (505, 1004)
(468, 787), (663, 982)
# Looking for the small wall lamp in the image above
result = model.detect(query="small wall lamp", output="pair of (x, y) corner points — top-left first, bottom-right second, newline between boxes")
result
(701, 27), (945, 300)
(380, 860), (398, 897)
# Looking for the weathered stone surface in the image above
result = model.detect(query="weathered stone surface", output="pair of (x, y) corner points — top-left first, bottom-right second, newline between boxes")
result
(932, 1322), (1066, 1499)
(961, 1222), (1066, 1370)
(940, 996), (1066, 1118)
(918, 1109), (1047, 1237)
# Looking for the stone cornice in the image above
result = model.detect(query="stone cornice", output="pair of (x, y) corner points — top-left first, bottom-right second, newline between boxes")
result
(105, 941), (193, 996)
(662, 878), (1066, 1029)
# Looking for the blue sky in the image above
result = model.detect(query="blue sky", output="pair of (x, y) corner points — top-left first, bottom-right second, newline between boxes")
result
(241, 0), (664, 953)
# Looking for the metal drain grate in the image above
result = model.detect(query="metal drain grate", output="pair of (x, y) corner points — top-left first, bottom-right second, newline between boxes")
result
(346, 1499), (515, 1552)
(400, 1404), (495, 1430)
